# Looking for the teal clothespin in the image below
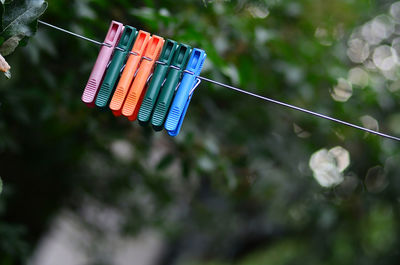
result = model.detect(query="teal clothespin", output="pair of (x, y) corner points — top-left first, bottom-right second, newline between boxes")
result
(137, 39), (178, 126)
(151, 44), (192, 131)
(95, 26), (137, 108)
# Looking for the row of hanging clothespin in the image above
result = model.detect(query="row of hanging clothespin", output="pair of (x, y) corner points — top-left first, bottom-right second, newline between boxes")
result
(35, 20), (400, 142)
(81, 21), (207, 136)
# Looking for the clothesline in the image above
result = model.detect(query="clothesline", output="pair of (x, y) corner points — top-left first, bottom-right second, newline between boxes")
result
(37, 20), (400, 142)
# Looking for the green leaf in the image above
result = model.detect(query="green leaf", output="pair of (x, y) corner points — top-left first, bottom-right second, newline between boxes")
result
(0, 34), (22, 55)
(0, 0), (47, 49)
(0, 177), (2, 195)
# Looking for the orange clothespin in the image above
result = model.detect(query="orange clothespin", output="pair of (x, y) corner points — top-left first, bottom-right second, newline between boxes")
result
(109, 30), (151, 116)
(121, 35), (165, 121)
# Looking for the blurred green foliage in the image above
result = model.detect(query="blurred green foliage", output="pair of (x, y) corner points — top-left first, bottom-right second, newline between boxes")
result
(1, 0), (400, 264)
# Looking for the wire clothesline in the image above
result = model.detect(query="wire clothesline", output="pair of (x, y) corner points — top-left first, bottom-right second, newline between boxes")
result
(37, 20), (400, 142)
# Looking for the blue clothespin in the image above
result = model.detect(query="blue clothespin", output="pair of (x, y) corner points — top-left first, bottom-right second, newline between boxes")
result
(164, 48), (207, 136)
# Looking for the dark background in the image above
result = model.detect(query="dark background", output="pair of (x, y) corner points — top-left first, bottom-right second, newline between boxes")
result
(1, 0), (400, 264)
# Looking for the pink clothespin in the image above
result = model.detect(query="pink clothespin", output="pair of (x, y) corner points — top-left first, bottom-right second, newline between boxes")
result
(81, 21), (124, 107)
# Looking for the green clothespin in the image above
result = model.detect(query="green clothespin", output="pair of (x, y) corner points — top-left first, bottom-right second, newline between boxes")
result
(138, 39), (178, 126)
(151, 44), (192, 131)
(95, 26), (137, 108)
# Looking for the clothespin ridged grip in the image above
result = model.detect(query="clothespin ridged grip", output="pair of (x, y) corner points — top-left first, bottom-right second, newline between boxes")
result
(82, 21), (124, 107)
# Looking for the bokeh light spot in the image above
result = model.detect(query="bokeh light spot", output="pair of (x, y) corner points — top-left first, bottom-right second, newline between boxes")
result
(309, 146), (350, 188)
(348, 67), (369, 88)
(331, 78), (353, 102)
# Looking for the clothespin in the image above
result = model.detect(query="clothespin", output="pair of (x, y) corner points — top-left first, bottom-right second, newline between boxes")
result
(164, 48), (206, 136)
(95, 26), (137, 108)
(109, 30), (151, 116)
(82, 21), (124, 107)
(121, 35), (165, 121)
(137, 39), (178, 126)
(151, 44), (192, 131)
